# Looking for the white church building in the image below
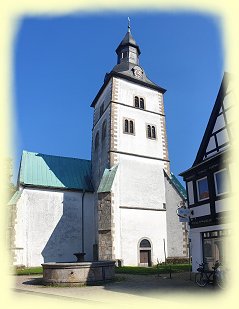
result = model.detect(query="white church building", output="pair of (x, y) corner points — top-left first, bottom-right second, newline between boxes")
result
(9, 23), (188, 267)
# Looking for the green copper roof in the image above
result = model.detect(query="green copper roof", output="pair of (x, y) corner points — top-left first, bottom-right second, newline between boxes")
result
(19, 151), (93, 192)
(8, 190), (22, 206)
(170, 172), (187, 200)
(97, 165), (118, 193)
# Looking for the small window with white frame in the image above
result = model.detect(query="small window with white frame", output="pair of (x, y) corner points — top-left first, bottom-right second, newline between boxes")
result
(214, 169), (227, 196)
(196, 177), (209, 201)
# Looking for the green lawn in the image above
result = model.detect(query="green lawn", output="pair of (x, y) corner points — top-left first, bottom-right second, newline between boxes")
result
(14, 264), (191, 276)
(115, 264), (191, 275)
(14, 266), (43, 276)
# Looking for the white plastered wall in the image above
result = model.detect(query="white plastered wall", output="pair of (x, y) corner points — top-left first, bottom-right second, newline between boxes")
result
(13, 187), (95, 267)
(165, 177), (188, 258)
(111, 155), (167, 265)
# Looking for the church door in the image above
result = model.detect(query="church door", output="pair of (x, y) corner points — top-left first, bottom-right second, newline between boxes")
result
(139, 239), (152, 267)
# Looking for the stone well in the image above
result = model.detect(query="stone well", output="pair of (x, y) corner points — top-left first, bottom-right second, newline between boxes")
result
(42, 261), (115, 285)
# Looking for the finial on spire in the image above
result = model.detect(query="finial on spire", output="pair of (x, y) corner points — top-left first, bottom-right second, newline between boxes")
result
(128, 17), (131, 32)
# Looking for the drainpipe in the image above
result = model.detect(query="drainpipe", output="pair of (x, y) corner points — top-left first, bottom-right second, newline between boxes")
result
(82, 190), (86, 253)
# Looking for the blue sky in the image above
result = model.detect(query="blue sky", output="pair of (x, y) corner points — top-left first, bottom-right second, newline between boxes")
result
(13, 11), (224, 184)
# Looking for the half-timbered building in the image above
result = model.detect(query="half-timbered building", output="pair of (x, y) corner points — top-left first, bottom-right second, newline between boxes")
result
(180, 73), (233, 272)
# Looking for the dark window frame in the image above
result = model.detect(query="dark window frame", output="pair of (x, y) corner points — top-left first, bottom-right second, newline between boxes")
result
(214, 168), (228, 196)
(196, 176), (209, 202)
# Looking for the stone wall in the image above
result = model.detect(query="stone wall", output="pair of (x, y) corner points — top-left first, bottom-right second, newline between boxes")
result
(98, 192), (113, 260)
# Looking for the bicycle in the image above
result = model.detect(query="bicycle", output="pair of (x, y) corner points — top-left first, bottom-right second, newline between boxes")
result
(195, 260), (222, 288)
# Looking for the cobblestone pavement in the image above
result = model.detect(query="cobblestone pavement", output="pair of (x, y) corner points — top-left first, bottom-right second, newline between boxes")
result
(12, 272), (220, 304)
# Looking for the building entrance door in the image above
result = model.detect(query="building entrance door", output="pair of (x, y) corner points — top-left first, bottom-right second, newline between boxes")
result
(139, 239), (152, 267)
(140, 250), (151, 267)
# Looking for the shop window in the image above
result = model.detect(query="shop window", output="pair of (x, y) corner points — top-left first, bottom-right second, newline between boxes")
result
(202, 230), (225, 270)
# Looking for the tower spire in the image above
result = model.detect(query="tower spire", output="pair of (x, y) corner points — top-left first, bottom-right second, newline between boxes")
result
(128, 17), (131, 32)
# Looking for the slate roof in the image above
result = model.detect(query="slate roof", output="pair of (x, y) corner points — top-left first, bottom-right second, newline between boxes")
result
(115, 30), (141, 54)
(19, 151), (93, 192)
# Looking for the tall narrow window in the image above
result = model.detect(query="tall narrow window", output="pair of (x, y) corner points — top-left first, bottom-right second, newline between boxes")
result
(147, 125), (151, 138)
(124, 119), (129, 133)
(130, 120), (134, 134)
(122, 51), (128, 58)
(95, 132), (99, 149)
(134, 96), (145, 109)
(102, 120), (107, 141)
(146, 124), (157, 140)
(140, 98), (145, 109)
(152, 126), (156, 139)
(214, 169), (228, 196)
(197, 177), (209, 201)
(123, 118), (135, 135)
(134, 96), (139, 108)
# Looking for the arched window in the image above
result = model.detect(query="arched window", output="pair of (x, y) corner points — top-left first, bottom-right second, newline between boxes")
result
(134, 96), (139, 108)
(124, 119), (129, 133)
(102, 120), (107, 141)
(130, 120), (134, 134)
(140, 98), (145, 109)
(152, 126), (156, 139)
(146, 124), (156, 139)
(95, 131), (99, 149)
(147, 125), (151, 138)
(140, 239), (151, 248)
(124, 118), (135, 135)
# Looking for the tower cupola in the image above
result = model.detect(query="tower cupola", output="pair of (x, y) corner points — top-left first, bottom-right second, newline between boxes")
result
(115, 18), (141, 65)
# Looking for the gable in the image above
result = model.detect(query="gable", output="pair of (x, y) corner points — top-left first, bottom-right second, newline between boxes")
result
(193, 73), (232, 165)
(19, 151), (93, 192)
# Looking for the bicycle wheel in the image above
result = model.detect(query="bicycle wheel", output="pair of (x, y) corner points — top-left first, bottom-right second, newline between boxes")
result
(195, 273), (207, 287)
(215, 271), (224, 289)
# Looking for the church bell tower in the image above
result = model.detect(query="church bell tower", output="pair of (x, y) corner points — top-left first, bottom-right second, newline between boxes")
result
(91, 21), (171, 265)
